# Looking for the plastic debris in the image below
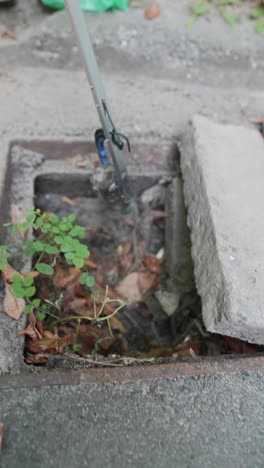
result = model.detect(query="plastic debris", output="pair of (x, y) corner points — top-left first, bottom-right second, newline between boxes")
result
(40, 0), (128, 11)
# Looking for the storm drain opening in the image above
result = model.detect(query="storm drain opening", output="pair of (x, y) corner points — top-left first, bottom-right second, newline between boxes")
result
(32, 170), (204, 363)
(3, 142), (264, 370)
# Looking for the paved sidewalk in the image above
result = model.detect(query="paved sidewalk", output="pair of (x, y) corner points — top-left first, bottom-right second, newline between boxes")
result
(1, 362), (264, 468)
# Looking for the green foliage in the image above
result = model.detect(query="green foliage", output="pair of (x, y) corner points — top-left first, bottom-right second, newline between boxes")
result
(219, 8), (236, 25)
(11, 274), (36, 299)
(35, 263), (54, 275)
(255, 17), (264, 32)
(188, 0), (264, 31)
(79, 272), (95, 288)
(2, 208), (93, 316)
(1, 208), (127, 357)
(250, 7), (263, 18)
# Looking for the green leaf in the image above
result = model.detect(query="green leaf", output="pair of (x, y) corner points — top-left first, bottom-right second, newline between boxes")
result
(191, 2), (211, 17)
(26, 214), (36, 224)
(21, 221), (31, 232)
(38, 311), (46, 321)
(52, 226), (60, 234)
(23, 241), (37, 257)
(45, 244), (59, 255)
(59, 223), (71, 232)
(65, 252), (75, 260)
(75, 244), (89, 259)
(220, 0), (238, 4)
(49, 214), (59, 225)
(72, 257), (84, 268)
(72, 343), (82, 352)
(61, 237), (75, 253)
(256, 18), (264, 32)
(33, 216), (44, 229)
(67, 214), (76, 223)
(11, 283), (25, 298)
(12, 224), (19, 235)
(32, 298), (41, 307)
(41, 223), (52, 233)
(23, 277), (34, 287)
(12, 274), (22, 284)
(36, 263), (54, 275)
(41, 304), (48, 311)
(24, 304), (33, 314)
(86, 276), (95, 287)
(220, 9), (237, 26)
(24, 286), (36, 298)
(54, 236), (64, 245)
(250, 7), (263, 19)
(79, 272), (95, 288)
(33, 240), (45, 252)
(69, 225), (85, 238)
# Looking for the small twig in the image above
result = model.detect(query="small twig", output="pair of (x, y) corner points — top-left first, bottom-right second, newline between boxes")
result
(63, 352), (155, 367)
(49, 302), (126, 327)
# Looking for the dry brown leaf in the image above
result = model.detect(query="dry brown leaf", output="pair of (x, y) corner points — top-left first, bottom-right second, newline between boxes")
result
(3, 282), (25, 320)
(18, 324), (39, 340)
(1, 28), (16, 40)
(24, 354), (48, 365)
(60, 196), (78, 207)
(109, 315), (127, 334)
(120, 253), (135, 273)
(53, 266), (80, 288)
(18, 313), (43, 340)
(115, 271), (156, 301)
(1, 263), (21, 283)
(143, 253), (160, 274)
(84, 258), (97, 269)
(35, 335), (74, 354)
(66, 298), (93, 316)
(22, 271), (39, 280)
(0, 422), (4, 455)
(144, 0), (160, 20)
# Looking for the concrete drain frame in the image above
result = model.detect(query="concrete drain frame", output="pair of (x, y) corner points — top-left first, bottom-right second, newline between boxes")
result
(1, 137), (264, 384)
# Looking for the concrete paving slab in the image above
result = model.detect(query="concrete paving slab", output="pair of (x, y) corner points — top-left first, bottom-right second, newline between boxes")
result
(180, 116), (264, 344)
(1, 364), (264, 468)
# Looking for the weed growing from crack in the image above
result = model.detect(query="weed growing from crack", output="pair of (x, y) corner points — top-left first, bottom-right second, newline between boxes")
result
(188, 0), (264, 32)
(0, 209), (127, 356)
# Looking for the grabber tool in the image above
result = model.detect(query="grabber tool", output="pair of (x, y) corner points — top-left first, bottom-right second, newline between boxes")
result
(65, 0), (132, 214)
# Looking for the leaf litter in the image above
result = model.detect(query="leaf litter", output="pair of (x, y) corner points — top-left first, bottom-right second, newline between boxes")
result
(4, 184), (264, 367)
